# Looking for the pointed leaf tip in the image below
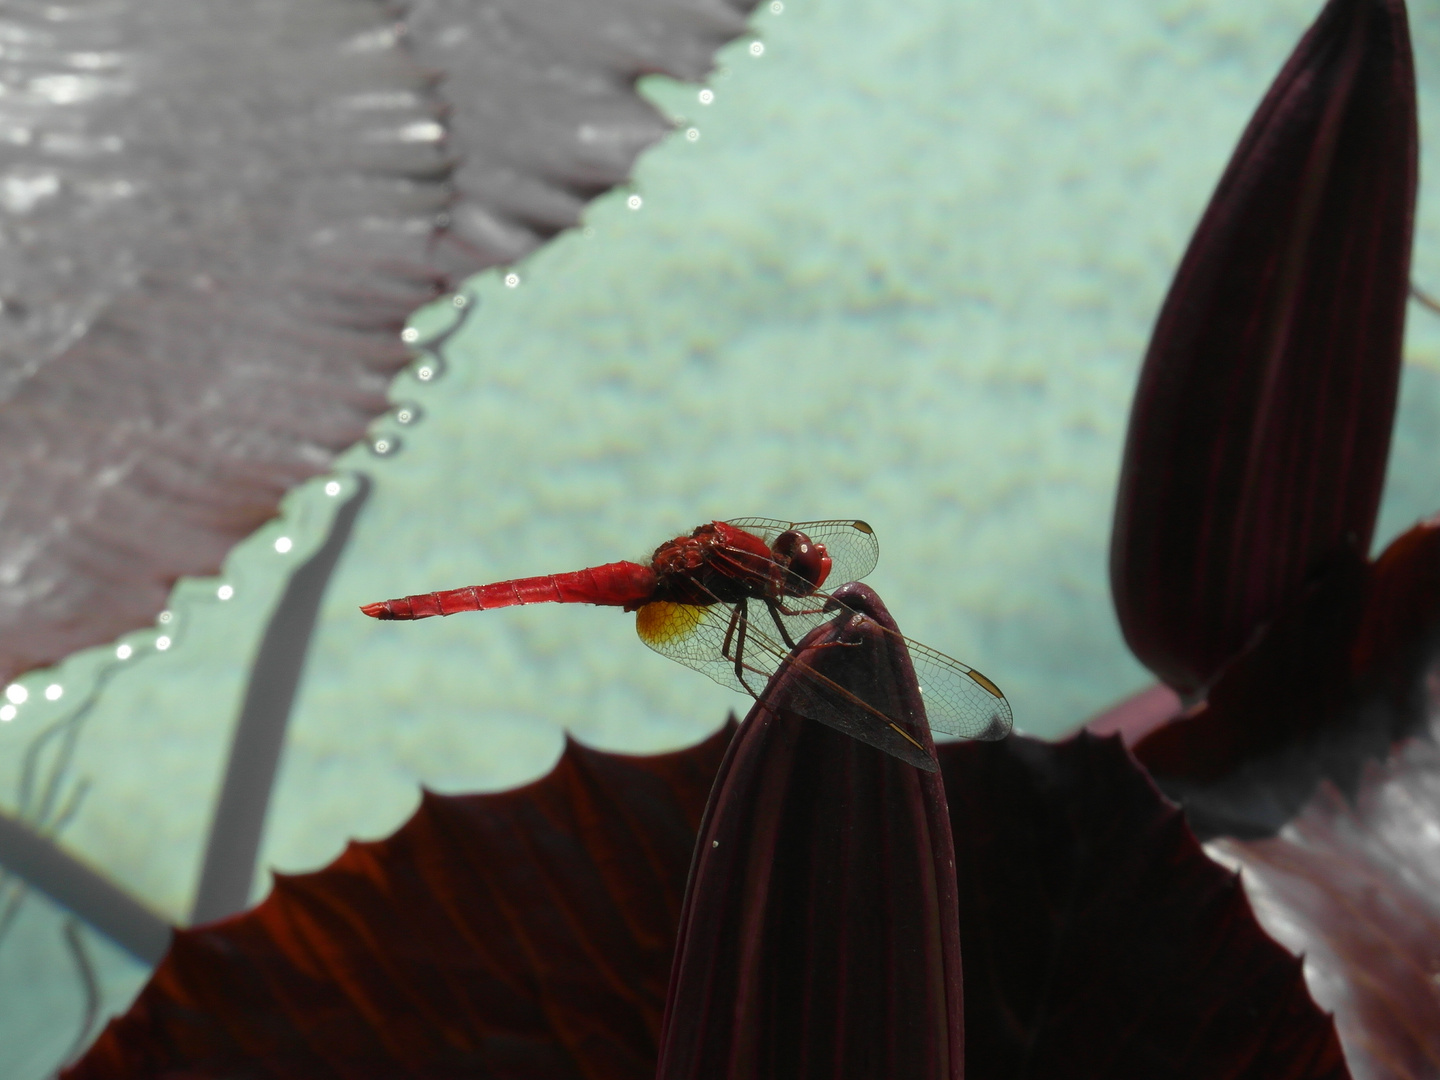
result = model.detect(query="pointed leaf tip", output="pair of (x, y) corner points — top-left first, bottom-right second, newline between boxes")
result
(1111, 0), (1417, 696)
(658, 585), (963, 1079)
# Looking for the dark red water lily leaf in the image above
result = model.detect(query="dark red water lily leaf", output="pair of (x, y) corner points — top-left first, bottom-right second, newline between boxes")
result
(658, 583), (964, 1080)
(66, 585), (1354, 1078)
(945, 731), (1348, 1080)
(1110, 0), (1417, 698)
(65, 723), (732, 1080)
(1085, 681), (1185, 746)
(1210, 729), (1440, 1078)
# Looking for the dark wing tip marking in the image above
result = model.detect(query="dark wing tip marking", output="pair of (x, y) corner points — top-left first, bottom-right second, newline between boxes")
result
(978, 712), (1011, 740)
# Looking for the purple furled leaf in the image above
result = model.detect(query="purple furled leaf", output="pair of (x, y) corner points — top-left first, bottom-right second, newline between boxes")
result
(0, 0), (757, 684)
(1098, 3), (1440, 1066)
(1110, 0), (1417, 698)
(657, 582), (964, 1080)
(944, 731), (1348, 1080)
(65, 724), (731, 1080)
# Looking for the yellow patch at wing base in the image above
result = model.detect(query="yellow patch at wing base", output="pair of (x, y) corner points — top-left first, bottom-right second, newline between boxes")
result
(635, 601), (708, 646)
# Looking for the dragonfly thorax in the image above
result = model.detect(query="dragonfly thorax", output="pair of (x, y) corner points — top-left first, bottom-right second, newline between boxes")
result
(647, 522), (826, 606)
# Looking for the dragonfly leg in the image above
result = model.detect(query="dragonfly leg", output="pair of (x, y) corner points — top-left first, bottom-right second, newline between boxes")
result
(721, 602), (767, 699)
(774, 599), (828, 619)
(766, 598), (861, 653)
(767, 595), (881, 660)
(721, 600), (744, 665)
(766, 600), (800, 649)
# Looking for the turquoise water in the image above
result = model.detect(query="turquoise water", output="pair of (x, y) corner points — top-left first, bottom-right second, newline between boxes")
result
(7, 0), (1440, 1073)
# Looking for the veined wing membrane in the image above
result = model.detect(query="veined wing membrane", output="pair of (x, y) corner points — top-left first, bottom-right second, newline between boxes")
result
(635, 598), (781, 699)
(904, 637), (1013, 741)
(635, 595), (938, 769)
(634, 586), (1011, 765)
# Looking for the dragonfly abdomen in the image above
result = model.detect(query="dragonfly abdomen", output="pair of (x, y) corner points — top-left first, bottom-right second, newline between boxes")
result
(361, 561), (657, 620)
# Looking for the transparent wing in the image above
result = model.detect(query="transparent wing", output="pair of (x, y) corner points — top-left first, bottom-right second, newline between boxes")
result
(902, 638), (1013, 741)
(724, 518), (880, 589)
(635, 595), (934, 769)
(635, 599), (783, 698)
(0, 0), (757, 684)
(762, 591), (1014, 742)
(635, 588), (1012, 752)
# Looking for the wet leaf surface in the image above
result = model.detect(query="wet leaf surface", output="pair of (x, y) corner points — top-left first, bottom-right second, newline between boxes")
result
(1211, 729), (1440, 1080)
(0, 0), (757, 683)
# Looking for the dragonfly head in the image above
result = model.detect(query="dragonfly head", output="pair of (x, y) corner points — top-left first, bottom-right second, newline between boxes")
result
(771, 530), (832, 594)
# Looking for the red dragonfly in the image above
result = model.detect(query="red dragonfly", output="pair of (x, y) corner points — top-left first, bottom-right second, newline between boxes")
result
(361, 518), (1011, 768)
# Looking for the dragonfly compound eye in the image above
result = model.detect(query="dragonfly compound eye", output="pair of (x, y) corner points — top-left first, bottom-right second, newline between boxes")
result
(772, 530), (832, 593)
